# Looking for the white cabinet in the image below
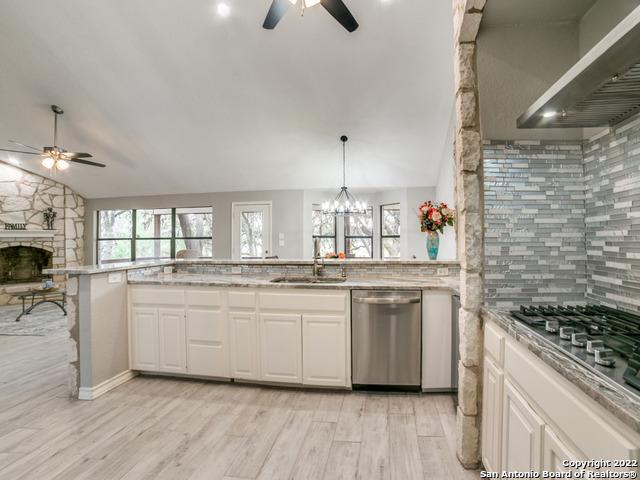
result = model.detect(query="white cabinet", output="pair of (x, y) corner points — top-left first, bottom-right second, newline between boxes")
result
(130, 286), (350, 388)
(501, 380), (545, 472)
(131, 306), (185, 373)
(421, 292), (452, 390)
(260, 313), (302, 383)
(158, 308), (187, 374)
(229, 312), (259, 380)
(482, 356), (504, 472)
(302, 315), (347, 387)
(543, 427), (580, 472)
(186, 308), (228, 377)
(131, 307), (159, 371)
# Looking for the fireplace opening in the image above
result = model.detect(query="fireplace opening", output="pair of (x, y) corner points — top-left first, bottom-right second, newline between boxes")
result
(0, 246), (53, 284)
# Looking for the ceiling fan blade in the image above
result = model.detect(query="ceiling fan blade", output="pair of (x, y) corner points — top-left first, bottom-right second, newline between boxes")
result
(61, 152), (93, 159)
(69, 158), (106, 168)
(9, 140), (42, 152)
(0, 148), (43, 156)
(263, 0), (292, 29)
(320, 0), (358, 32)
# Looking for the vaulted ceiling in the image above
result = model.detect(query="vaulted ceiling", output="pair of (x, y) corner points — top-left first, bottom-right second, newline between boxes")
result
(0, 0), (454, 198)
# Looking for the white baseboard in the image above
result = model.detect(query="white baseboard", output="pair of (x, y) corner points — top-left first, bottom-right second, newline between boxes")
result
(78, 370), (137, 400)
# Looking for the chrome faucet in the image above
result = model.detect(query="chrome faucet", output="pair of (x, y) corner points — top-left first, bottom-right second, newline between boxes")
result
(313, 238), (324, 277)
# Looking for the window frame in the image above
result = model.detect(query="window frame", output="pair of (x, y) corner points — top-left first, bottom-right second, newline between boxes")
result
(380, 203), (401, 259)
(96, 207), (213, 264)
(311, 205), (337, 256)
(344, 207), (374, 259)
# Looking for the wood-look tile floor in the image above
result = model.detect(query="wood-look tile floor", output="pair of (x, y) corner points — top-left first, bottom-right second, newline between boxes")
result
(0, 334), (479, 479)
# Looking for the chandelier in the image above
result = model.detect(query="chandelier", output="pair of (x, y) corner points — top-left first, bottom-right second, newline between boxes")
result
(321, 135), (367, 216)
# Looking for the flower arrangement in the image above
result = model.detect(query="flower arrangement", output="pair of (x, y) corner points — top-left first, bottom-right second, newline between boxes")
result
(324, 251), (346, 259)
(419, 201), (455, 233)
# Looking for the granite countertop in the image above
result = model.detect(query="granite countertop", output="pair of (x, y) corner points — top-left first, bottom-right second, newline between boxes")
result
(128, 272), (460, 292)
(44, 258), (461, 276)
(482, 307), (640, 433)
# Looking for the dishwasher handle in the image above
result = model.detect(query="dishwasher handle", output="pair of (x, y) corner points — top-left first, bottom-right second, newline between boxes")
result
(353, 296), (421, 305)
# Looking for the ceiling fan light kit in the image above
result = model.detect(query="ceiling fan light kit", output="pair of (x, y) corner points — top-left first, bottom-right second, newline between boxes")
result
(0, 104), (105, 171)
(263, 0), (359, 32)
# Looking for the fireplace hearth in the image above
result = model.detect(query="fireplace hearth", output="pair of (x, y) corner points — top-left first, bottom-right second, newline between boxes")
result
(0, 246), (53, 284)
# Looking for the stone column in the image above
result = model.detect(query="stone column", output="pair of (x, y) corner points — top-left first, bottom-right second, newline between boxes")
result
(452, 0), (486, 469)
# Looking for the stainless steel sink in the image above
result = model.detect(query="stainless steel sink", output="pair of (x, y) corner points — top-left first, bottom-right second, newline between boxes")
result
(270, 276), (347, 284)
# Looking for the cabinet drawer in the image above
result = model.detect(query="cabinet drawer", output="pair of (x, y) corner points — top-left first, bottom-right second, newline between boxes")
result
(485, 321), (505, 366)
(504, 340), (639, 460)
(130, 287), (184, 306)
(259, 291), (347, 312)
(228, 291), (256, 308)
(186, 289), (222, 307)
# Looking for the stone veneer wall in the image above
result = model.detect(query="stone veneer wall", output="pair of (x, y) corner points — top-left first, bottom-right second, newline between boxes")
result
(0, 162), (85, 305)
(452, 0), (485, 469)
(484, 141), (587, 308)
(583, 114), (640, 313)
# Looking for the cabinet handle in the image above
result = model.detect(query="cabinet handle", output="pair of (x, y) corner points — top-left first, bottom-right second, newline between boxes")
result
(353, 297), (421, 305)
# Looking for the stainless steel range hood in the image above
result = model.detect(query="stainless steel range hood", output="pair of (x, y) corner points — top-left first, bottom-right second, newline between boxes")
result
(517, 6), (640, 129)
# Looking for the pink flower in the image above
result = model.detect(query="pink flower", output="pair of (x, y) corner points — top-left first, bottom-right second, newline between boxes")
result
(431, 210), (442, 222)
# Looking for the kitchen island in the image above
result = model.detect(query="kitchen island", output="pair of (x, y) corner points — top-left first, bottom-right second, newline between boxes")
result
(46, 258), (461, 402)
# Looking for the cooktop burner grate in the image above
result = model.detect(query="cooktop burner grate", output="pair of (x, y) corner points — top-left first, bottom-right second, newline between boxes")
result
(510, 304), (640, 393)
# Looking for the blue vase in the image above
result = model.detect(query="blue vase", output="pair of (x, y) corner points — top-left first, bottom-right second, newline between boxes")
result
(426, 231), (440, 260)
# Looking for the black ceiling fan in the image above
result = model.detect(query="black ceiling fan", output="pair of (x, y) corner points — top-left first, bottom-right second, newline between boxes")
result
(0, 105), (105, 170)
(263, 0), (359, 32)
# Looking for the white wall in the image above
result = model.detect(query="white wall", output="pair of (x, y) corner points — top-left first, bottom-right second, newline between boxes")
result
(85, 190), (305, 263)
(301, 186), (440, 259)
(579, 0), (640, 56)
(434, 112), (457, 261)
(86, 184), (453, 263)
(477, 23), (582, 141)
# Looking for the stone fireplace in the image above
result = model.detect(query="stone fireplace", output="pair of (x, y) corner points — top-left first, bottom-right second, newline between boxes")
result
(0, 161), (86, 304)
(0, 246), (53, 284)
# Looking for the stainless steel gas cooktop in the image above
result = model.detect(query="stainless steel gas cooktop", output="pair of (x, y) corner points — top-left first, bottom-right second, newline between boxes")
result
(510, 304), (640, 396)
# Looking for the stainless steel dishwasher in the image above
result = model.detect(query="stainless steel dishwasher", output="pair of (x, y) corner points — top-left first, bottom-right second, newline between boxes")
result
(351, 290), (422, 390)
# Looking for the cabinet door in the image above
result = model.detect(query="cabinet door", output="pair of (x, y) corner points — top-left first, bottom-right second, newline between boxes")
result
(186, 308), (228, 378)
(302, 315), (347, 387)
(131, 307), (159, 371)
(543, 427), (581, 472)
(260, 313), (302, 383)
(158, 308), (187, 374)
(482, 357), (504, 472)
(502, 379), (544, 472)
(229, 311), (259, 380)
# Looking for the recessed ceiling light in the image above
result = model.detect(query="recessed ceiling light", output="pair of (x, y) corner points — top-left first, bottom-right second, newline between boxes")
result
(542, 111), (558, 118)
(217, 2), (230, 17)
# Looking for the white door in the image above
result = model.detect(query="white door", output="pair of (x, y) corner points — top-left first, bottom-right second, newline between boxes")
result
(131, 307), (159, 371)
(186, 308), (228, 378)
(482, 357), (504, 472)
(158, 308), (187, 374)
(229, 312), (259, 380)
(543, 427), (581, 471)
(302, 315), (347, 387)
(260, 313), (302, 384)
(231, 202), (272, 259)
(502, 379), (545, 472)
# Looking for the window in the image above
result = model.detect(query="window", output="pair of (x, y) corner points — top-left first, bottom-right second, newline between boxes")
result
(381, 203), (401, 259)
(97, 210), (133, 264)
(311, 205), (337, 256)
(96, 207), (213, 264)
(175, 207), (213, 258)
(135, 209), (172, 260)
(344, 208), (374, 258)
